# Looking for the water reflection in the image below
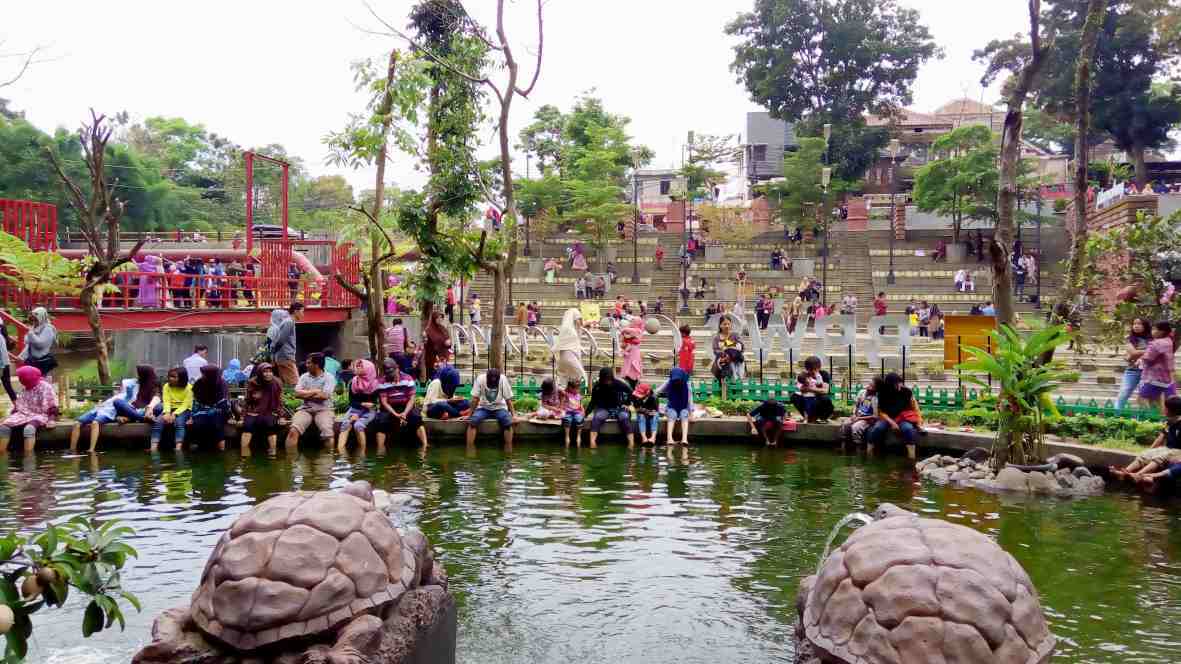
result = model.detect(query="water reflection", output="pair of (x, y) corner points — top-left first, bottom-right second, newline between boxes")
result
(1, 444), (1179, 663)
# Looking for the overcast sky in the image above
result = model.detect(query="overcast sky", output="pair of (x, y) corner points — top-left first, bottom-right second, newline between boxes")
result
(5, 0), (1031, 196)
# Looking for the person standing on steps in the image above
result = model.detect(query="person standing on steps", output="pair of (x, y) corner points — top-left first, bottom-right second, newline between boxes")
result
(270, 302), (303, 386)
(555, 308), (586, 386)
(1116, 318), (1150, 412)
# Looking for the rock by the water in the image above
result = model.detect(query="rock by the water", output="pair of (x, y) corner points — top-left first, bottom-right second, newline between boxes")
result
(963, 447), (991, 463)
(795, 505), (1055, 664)
(994, 467), (1030, 492)
(1026, 471), (1058, 495)
(1073, 466), (1093, 478)
(1046, 453), (1086, 470)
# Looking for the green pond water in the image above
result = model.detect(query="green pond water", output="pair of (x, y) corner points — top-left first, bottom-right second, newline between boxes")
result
(2, 443), (1180, 664)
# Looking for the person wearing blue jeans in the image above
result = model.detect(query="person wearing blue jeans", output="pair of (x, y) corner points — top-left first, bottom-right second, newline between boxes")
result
(1116, 318), (1150, 411)
(69, 366), (160, 453)
(631, 383), (660, 445)
(465, 368), (516, 447)
(151, 367), (192, 451)
(586, 367), (635, 448)
(866, 372), (923, 459)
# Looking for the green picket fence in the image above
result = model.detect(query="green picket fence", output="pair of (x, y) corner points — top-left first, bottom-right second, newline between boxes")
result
(68, 376), (1163, 422)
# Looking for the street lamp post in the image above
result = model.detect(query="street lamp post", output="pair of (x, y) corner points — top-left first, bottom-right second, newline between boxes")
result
(822, 123), (832, 306)
(887, 138), (901, 285)
(524, 154), (531, 257)
(680, 135), (693, 314)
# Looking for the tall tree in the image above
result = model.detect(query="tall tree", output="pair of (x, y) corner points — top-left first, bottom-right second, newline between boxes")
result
(912, 125), (1003, 244)
(516, 104), (565, 176)
(726, 0), (938, 181)
(1064, 0), (1108, 306)
(993, 0), (1052, 329)
(46, 111), (148, 385)
(727, 0), (941, 124)
(378, 0), (544, 372)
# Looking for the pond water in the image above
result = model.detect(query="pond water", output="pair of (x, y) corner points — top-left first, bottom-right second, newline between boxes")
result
(2, 443), (1180, 664)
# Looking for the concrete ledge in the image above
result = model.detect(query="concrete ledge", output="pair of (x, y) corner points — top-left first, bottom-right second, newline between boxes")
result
(13, 418), (1138, 468)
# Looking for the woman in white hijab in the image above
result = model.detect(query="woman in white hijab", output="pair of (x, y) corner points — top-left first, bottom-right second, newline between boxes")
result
(19, 307), (58, 375)
(555, 308), (586, 386)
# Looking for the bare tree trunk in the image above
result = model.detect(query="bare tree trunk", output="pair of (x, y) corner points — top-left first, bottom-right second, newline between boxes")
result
(1064, 0), (1107, 301)
(367, 51), (399, 361)
(79, 285), (110, 384)
(1132, 143), (1147, 189)
(993, 0), (1049, 330)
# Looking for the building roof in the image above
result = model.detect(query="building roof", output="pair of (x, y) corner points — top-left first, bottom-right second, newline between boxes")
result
(932, 98), (1002, 117)
(865, 108), (948, 127)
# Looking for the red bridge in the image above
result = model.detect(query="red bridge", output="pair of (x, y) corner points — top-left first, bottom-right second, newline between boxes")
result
(1, 198), (362, 336)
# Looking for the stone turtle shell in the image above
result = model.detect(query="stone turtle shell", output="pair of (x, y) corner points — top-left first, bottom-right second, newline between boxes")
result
(802, 514), (1055, 664)
(190, 490), (420, 652)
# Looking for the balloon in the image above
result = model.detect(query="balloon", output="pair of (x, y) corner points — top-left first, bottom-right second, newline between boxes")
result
(644, 317), (661, 335)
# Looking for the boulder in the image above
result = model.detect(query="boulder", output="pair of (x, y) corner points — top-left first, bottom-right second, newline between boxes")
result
(994, 467), (1030, 492)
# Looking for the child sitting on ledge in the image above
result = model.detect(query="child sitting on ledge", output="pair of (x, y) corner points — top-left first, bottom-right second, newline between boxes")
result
(1110, 396), (1181, 483)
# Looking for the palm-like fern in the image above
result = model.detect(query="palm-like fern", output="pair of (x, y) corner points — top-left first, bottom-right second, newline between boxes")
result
(956, 324), (1078, 468)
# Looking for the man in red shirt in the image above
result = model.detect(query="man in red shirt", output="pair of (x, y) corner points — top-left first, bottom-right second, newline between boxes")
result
(445, 286), (457, 323)
(873, 291), (888, 334)
(654, 245), (664, 270)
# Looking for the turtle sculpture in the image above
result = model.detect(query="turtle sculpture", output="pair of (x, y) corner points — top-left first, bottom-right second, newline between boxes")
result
(795, 504), (1055, 664)
(189, 480), (430, 657)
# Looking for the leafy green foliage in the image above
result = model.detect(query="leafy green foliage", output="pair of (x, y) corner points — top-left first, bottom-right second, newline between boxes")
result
(726, 0), (941, 125)
(912, 126), (1012, 243)
(1, 518), (140, 662)
(1081, 209), (1181, 344)
(0, 231), (87, 299)
(975, 0), (1181, 184)
(765, 136), (849, 239)
(955, 324), (1077, 467)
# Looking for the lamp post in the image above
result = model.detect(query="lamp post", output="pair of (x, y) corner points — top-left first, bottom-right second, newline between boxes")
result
(822, 123), (832, 306)
(887, 138), (901, 285)
(631, 150), (642, 285)
(1035, 166), (1044, 309)
(524, 154), (532, 257)
(821, 166), (832, 306)
(680, 134), (693, 314)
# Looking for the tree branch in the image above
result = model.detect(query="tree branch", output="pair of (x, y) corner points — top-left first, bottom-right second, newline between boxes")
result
(513, 0), (544, 98)
(363, 1), (503, 103)
(0, 45), (42, 88)
(348, 204), (399, 261)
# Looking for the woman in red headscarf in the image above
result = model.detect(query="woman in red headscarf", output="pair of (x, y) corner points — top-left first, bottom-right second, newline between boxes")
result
(1, 366), (58, 454)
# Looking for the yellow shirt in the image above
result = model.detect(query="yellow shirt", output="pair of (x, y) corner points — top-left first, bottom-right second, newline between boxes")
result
(162, 383), (193, 414)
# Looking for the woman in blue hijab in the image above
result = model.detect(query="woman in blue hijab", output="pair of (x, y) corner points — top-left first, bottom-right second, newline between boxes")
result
(656, 367), (693, 445)
(423, 366), (469, 419)
(222, 359), (247, 386)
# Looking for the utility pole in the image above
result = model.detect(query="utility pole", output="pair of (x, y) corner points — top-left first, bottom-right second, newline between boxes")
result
(887, 139), (901, 285)
(632, 151), (641, 284)
(822, 123), (832, 307)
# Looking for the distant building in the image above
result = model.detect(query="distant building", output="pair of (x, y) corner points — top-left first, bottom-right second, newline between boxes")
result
(740, 112), (798, 183)
(632, 169), (688, 231)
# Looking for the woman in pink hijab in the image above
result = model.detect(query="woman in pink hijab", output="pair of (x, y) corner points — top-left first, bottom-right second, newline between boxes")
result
(1, 366), (58, 454)
(339, 359), (380, 451)
(620, 316), (645, 388)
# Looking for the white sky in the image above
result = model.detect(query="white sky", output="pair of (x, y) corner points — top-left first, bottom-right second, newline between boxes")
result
(5, 0), (1031, 196)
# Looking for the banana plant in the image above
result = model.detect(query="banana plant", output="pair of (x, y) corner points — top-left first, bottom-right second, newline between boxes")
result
(955, 323), (1078, 469)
